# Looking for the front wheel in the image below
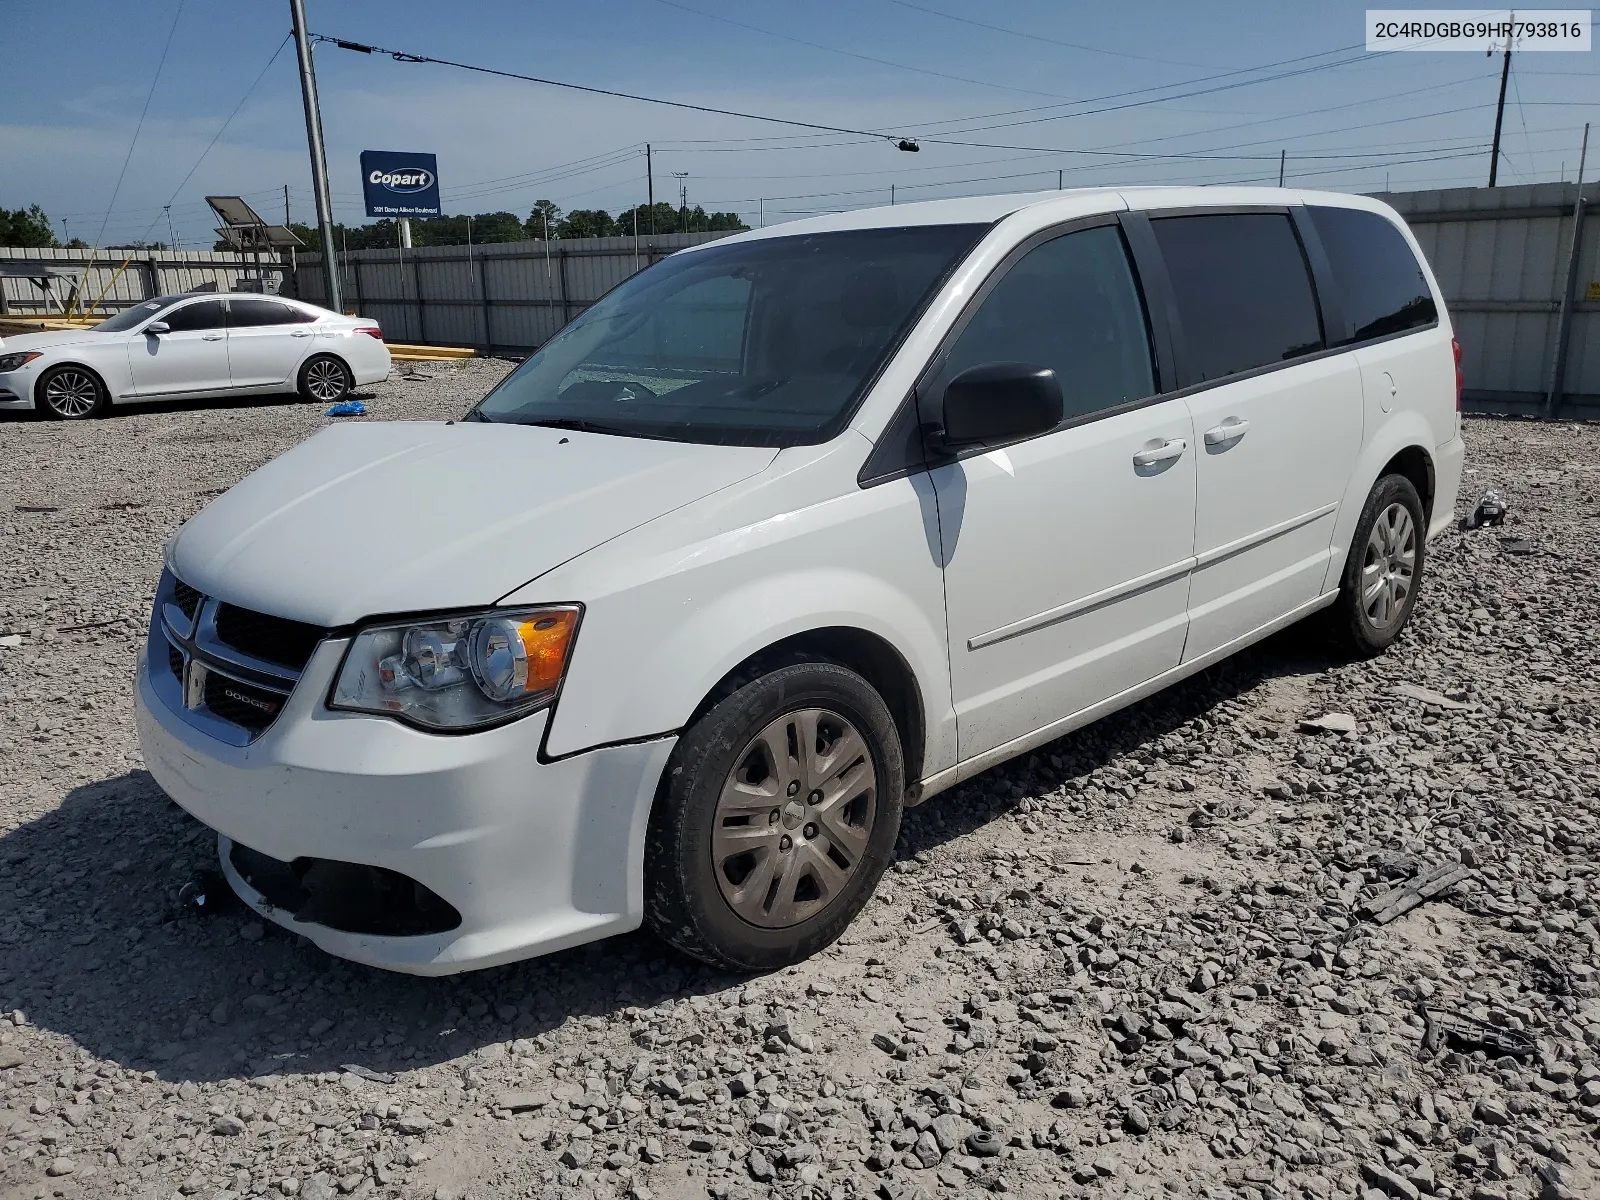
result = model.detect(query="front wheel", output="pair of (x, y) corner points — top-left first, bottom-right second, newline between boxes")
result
(298, 355), (351, 404)
(644, 661), (904, 972)
(37, 365), (106, 419)
(1327, 473), (1426, 658)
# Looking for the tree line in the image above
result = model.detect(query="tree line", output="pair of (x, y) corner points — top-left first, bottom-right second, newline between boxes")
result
(276, 200), (745, 253)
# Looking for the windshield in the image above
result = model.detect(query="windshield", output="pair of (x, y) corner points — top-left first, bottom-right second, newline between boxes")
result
(472, 224), (986, 446)
(93, 297), (181, 332)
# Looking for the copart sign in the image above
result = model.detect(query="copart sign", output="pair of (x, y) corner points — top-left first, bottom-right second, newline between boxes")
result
(360, 150), (442, 218)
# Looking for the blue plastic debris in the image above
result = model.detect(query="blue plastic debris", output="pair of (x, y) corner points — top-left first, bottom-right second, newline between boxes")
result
(326, 399), (367, 417)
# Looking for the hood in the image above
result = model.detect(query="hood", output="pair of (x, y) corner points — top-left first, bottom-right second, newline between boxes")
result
(171, 421), (778, 627)
(0, 328), (114, 353)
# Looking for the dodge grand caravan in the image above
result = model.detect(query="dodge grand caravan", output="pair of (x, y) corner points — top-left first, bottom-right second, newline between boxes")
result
(135, 186), (1465, 975)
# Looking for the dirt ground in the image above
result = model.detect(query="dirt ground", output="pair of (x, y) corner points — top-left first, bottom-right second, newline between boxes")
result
(0, 364), (1597, 1200)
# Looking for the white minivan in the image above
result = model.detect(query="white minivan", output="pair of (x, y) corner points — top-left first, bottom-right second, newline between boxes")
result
(135, 186), (1465, 976)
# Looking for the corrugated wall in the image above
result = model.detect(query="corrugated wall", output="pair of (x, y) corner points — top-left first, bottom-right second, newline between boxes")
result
(291, 232), (728, 350)
(0, 246), (286, 314)
(1376, 183), (1597, 418)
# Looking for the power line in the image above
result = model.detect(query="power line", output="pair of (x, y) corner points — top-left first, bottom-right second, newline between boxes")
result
(92, 0), (186, 249)
(316, 34), (922, 147)
(133, 32), (293, 245)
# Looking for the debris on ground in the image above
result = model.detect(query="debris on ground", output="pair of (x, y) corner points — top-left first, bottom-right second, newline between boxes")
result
(1358, 859), (1475, 924)
(1298, 711), (1357, 733)
(1461, 485), (1508, 529)
(1, 381), (1598, 1199)
(325, 398), (367, 416)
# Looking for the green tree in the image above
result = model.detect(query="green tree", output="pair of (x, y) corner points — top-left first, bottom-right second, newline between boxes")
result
(526, 200), (562, 238)
(556, 209), (617, 239)
(0, 204), (59, 248)
(612, 202), (679, 236)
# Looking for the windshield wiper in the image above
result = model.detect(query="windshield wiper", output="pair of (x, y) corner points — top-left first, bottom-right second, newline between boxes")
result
(513, 416), (639, 437)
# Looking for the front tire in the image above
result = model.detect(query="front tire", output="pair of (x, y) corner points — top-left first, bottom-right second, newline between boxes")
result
(37, 365), (106, 419)
(1328, 473), (1426, 658)
(298, 355), (351, 404)
(644, 661), (904, 972)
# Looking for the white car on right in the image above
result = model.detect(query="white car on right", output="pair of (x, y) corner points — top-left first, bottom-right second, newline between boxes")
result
(0, 292), (389, 418)
(136, 186), (1465, 977)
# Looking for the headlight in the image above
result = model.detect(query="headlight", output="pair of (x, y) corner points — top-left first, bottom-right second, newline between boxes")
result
(0, 351), (41, 372)
(329, 605), (581, 731)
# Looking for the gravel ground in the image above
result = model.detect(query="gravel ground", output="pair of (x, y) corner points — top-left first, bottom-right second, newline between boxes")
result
(0, 365), (1597, 1200)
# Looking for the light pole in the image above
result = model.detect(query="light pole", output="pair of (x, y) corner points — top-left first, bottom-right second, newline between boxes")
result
(290, 0), (342, 311)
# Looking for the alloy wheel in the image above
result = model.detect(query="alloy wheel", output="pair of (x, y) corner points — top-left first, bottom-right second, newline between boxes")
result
(305, 359), (347, 402)
(711, 707), (878, 929)
(1361, 501), (1417, 630)
(43, 369), (99, 418)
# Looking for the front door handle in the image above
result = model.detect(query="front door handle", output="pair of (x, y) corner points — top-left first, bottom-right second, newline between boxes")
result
(201, 334), (224, 341)
(1203, 417), (1250, 447)
(1133, 437), (1188, 468)
(290, 330), (313, 337)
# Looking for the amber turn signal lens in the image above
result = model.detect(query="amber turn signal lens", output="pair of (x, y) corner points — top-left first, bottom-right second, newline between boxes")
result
(516, 609), (578, 694)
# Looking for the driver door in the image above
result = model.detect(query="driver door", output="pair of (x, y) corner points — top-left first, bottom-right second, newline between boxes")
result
(128, 298), (231, 395)
(927, 222), (1197, 762)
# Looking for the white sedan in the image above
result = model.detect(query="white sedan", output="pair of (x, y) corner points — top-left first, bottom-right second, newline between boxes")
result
(0, 293), (391, 419)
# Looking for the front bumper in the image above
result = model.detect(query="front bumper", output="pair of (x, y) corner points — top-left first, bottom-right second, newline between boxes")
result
(135, 639), (675, 975)
(0, 370), (34, 410)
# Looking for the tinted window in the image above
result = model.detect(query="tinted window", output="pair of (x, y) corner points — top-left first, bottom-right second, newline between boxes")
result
(473, 224), (985, 447)
(942, 225), (1156, 422)
(1308, 206), (1437, 344)
(159, 299), (228, 332)
(279, 303), (319, 324)
(94, 299), (175, 332)
(1152, 213), (1323, 383)
(227, 298), (293, 327)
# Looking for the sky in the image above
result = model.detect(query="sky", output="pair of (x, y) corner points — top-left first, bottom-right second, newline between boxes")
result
(2, 0), (1596, 249)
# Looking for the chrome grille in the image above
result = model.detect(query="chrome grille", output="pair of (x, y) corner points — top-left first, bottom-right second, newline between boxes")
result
(149, 570), (327, 746)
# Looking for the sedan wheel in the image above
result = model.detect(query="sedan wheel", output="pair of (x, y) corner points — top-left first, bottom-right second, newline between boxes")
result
(298, 356), (351, 404)
(39, 366), (105, 419)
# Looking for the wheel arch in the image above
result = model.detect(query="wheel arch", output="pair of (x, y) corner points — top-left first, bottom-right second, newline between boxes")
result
(34, 360), (112, 410)
(299, 351), (353, 390)
(1321, 412), (1437, 594)
(681, 625), (927, 793)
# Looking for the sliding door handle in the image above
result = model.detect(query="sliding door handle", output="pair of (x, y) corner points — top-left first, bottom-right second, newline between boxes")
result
(1203, 417), (1250, 446)
(1133, 437), (1187, 468)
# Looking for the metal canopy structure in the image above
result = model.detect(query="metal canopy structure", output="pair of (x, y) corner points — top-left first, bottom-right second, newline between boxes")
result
(0, 262), (87, 314)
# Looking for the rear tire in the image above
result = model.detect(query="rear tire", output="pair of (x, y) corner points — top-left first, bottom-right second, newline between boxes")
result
(298, 355), (351, 404)
(1327, 473), (1426, 658)
(644, 661), (904, 972)
(37, 365), (106, 419)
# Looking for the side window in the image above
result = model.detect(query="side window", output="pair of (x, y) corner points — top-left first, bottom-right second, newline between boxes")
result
(942, 225), (1156, 423)
(160, 299), (227, 332)
(279, 304), (319, 324)
(1307, 206), (1437, 344)
(227, 298), (291, 327)
(1151, 213), (1323, 383)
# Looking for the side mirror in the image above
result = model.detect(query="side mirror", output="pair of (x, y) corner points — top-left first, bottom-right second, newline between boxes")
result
(145, 321), (170, 335)
(932, 362), (1063, 451)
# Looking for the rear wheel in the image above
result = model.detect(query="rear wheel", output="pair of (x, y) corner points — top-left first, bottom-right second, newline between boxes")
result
(37, 365), (106, 419)
(298, 355), (351, 404)
(1327, 473), (1426, 657)
(644, 661), (904, 971)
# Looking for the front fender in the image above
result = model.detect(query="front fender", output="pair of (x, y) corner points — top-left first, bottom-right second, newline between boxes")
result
(514, 450), (956, 777)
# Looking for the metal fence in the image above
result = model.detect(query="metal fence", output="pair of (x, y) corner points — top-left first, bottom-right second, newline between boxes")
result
(0, 246), (285, 315)
(288, 232), (729, 352)
(3, 185), (1595, 418)
(1376, 183), (1597, 421)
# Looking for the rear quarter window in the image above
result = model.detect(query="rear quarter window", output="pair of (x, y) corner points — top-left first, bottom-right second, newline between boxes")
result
(1307, 206), (1437, 345)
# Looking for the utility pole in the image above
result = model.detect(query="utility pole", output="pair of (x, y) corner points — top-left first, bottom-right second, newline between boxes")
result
(284, 184), (291, 225)
(290, 0), (341, 311)
(673, 172), (688, 232)
(646, 144), (654, 234)
(1057, 169), (1063, 190)
(1278, 150), (1286, 187)
(1546, 123), (1590, 416)
(890, 184), (895, 205)
(1488, 34), (1513, 186)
